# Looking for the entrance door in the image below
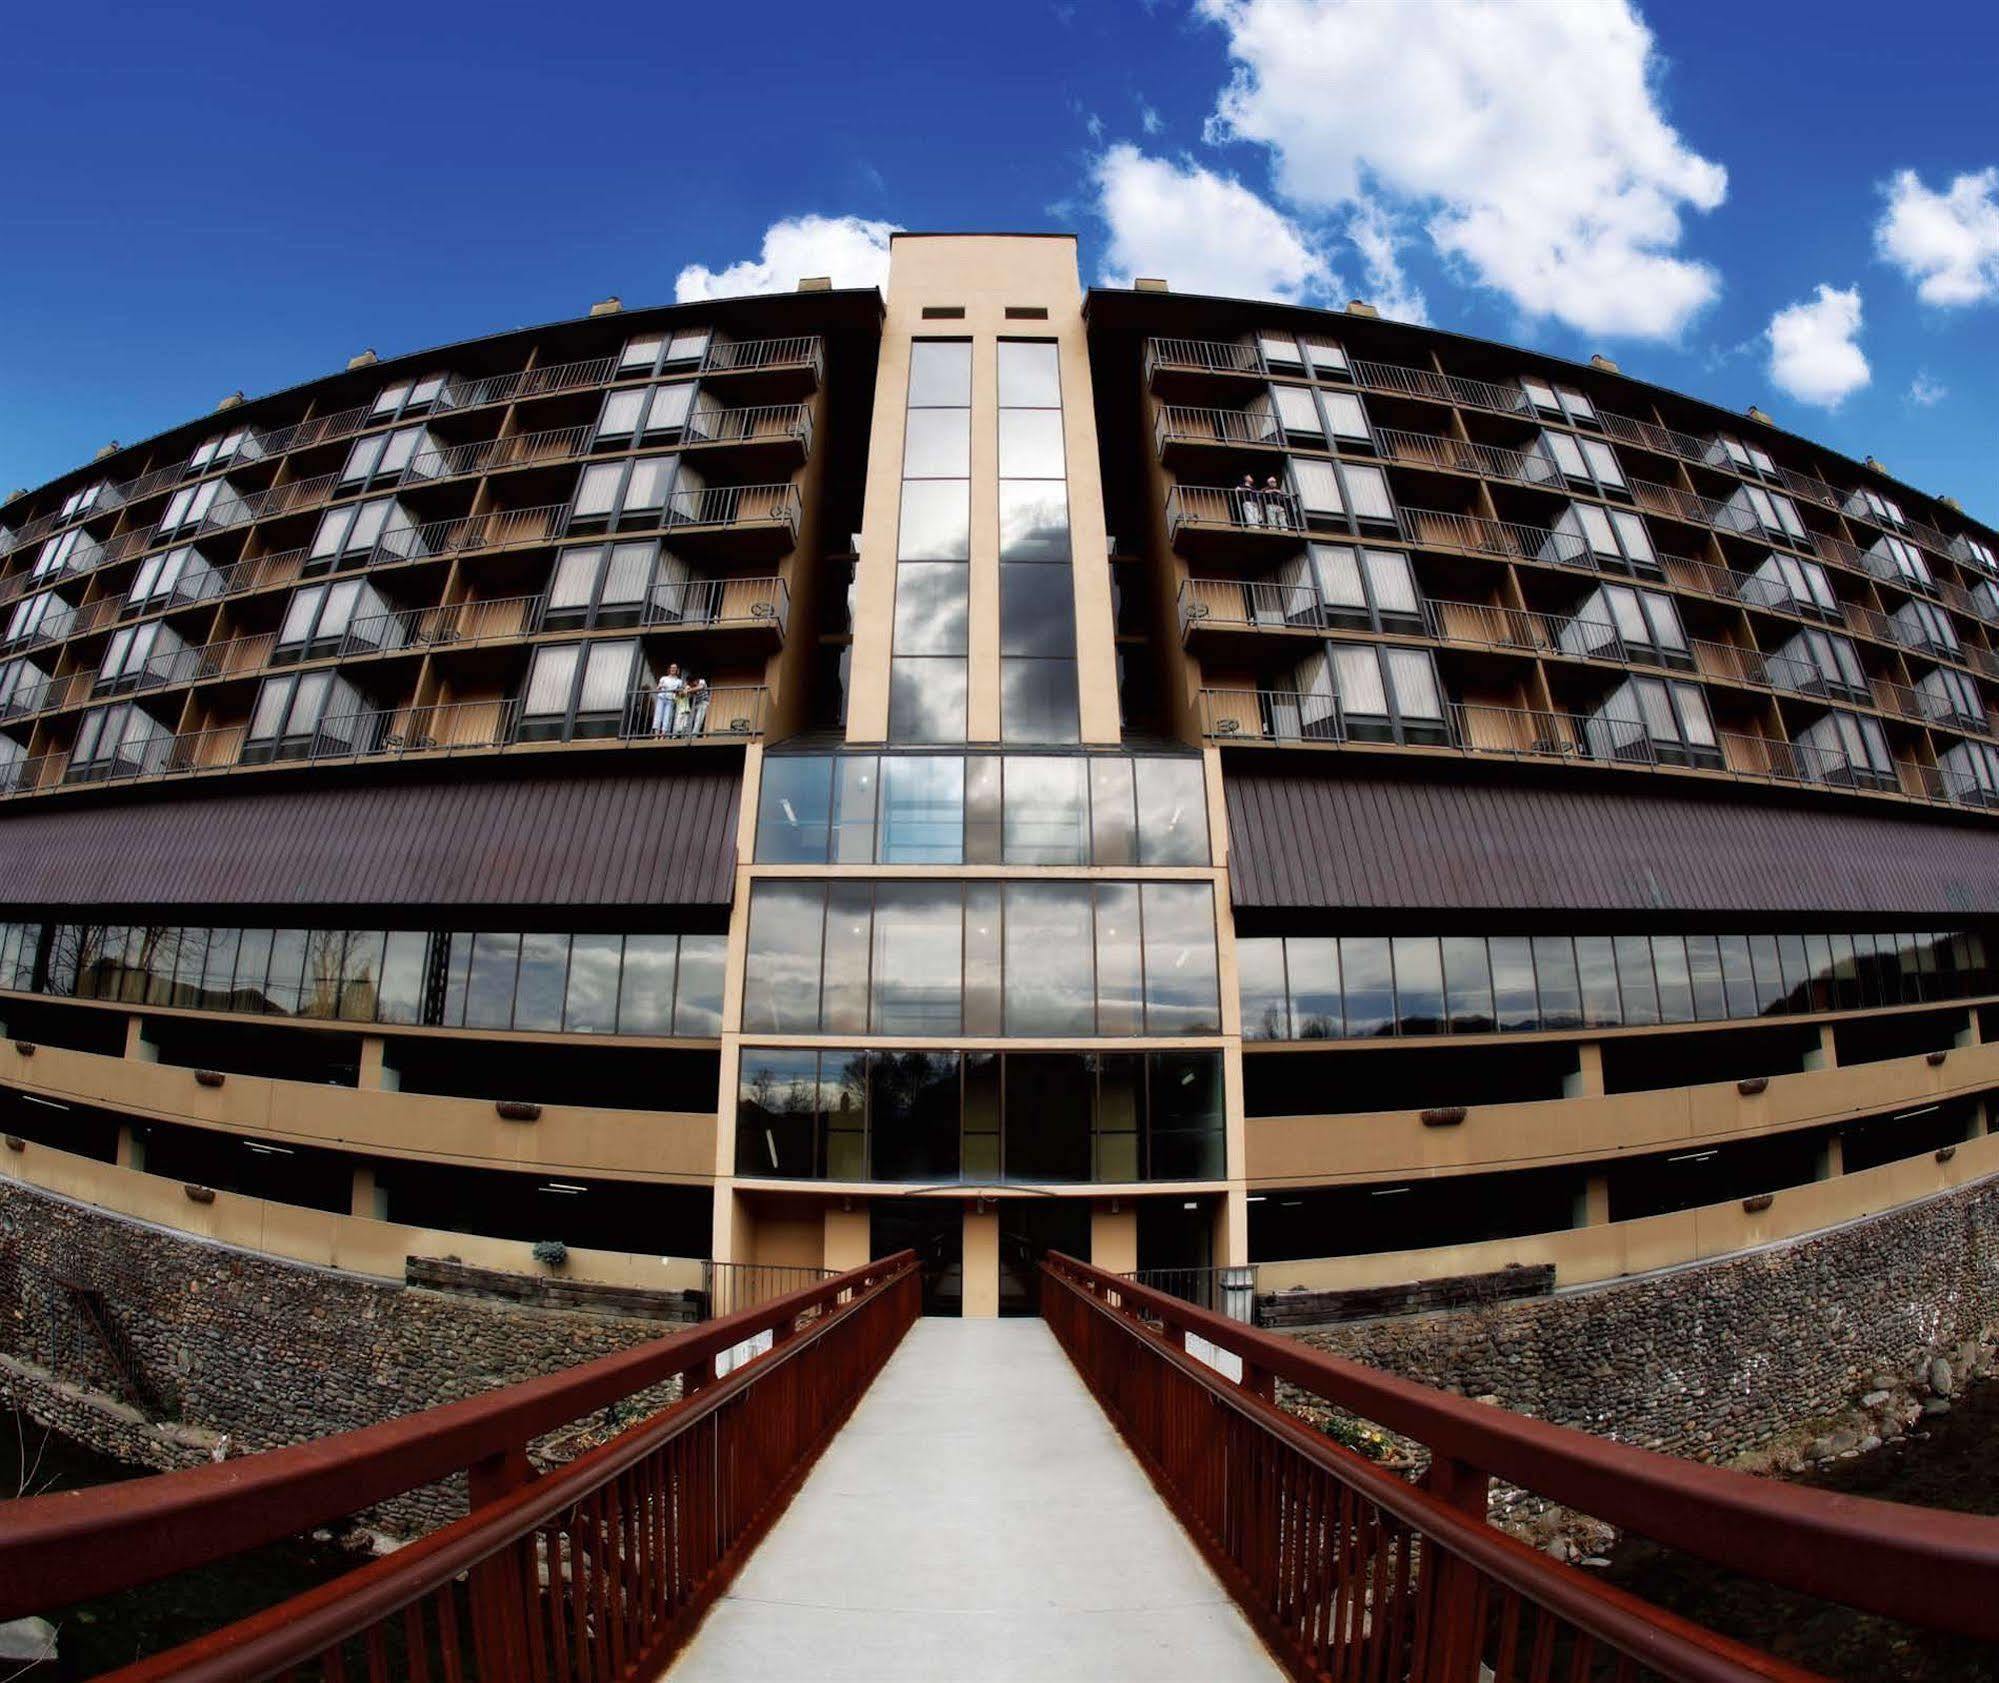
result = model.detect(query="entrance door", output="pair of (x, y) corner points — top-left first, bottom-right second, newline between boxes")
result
(996, 1202), (1091, 1318)
(870, 1202), (964, 1316)
(1138, 1197), (1219, 1309)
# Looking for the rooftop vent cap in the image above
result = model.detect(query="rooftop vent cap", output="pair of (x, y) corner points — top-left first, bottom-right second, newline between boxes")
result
(1590, 353), (1620, 374)
(1746, 405), (1774, 425)
(589, 295), (623, 316)
(95, 442), (120, 460)
(796, 275), (832, 292)
(1134, 277), (1169, 294)
(1346, 298), (1379, 317)
(215, 391), (245, 411)
(347, 348), (378, 371)
(1939, 495), (1963, 512)
(1864, 455), (1887, 474)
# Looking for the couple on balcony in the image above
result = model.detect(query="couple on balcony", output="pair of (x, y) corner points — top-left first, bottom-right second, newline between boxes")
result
(651, 664), (710, 738)
(1235, 473), (1296, 530)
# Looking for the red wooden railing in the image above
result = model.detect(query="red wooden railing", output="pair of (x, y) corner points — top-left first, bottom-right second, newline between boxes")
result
(1040, 1252), (1999, 1683)
(0, 1251), (919, 1682)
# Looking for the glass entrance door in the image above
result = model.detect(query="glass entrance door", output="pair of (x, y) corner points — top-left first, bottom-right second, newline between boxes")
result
(870, 1201), (964, 1316)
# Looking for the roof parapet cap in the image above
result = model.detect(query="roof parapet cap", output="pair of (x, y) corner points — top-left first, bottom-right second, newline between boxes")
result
(1864, 455), (1886, 474)
(1940, 495), (1963, 512)
(347, 348), (378, 371)
(589, 295), (623, 316)
(1346, 298), (1378, 317)
(94, 442), (120, 461)
(796, 276), (832, 292)
(1134, 277), (1169, 293)
(1590, 353), (1620, 374)
(1746, 405), (1773, 425)
(215, 391), (245, 411)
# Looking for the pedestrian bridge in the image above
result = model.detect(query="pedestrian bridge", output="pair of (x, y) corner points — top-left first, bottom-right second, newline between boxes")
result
(4, 1254), (1997, 1683)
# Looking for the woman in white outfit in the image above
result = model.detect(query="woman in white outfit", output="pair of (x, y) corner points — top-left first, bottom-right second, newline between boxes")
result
(653, 664), (685, 736)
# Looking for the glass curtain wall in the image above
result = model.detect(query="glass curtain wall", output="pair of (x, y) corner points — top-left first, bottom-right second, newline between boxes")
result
(890, 340), (972, 741)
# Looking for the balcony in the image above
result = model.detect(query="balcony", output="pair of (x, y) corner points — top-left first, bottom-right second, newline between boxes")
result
(0, 335), (824, 567)
(1374, 428), (1560, 491)
(1152, 405), (1285, 468)
(1194, 689), (1985, 808)
(1164, 484), (1307, 558)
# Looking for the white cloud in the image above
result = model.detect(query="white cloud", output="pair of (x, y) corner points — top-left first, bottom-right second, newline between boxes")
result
(1875, 168), (1999, 306)
(1909, 371), (1948, 408)
(1346, 196), (1429, 323)
(1766, 285), (1870, 409)
(1139, 99), (1164, 136)
(674, 214), (898, 302)
(1092, 143), (1337, 301)
(1195, 0), (1727, 338)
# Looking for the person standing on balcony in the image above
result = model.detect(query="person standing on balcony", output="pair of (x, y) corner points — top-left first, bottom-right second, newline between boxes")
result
(1236, 473), (1262, 528)
(1263, 474), (1292, 530)
(678, 674), (710, 738)
(653, 664), (684, 736)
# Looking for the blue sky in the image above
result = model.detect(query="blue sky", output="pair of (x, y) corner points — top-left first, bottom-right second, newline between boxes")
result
(6, 0), (1999, 522)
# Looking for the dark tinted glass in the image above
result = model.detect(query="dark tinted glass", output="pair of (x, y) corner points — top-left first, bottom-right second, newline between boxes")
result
(1003, 883), (1094, 1035)
(1148, 1051), (1225, 1180)
(1134, 758), (1209, 866)
(743, 883), (825, 1034)
(737, 1048), (822, 1178)
(870, 1051), (960, 1181)
(756, 756), (833, 863)
(1003, 1053), (1093, 1182)
(1000, 658), (1080, 744)
(889, 658), (967, 742)
(999, 564), (1076, 656)
(998, 481), (1070, 562)
(894, 562), (969, 655)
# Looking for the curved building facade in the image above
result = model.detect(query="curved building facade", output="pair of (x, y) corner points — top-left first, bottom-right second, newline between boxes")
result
(3, 233), (1998, 1317)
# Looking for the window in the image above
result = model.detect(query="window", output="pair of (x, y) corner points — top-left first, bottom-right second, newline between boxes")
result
(0, 659), (50, 718)
(1266, 383), (1371, 447)
(340, 425), (432, 491)
(1706, 434), (1772, 477)
(1548, 502), (1657, 576)
(998, 340), (1078, 743)
(1971, 580), (1999, 627)
(891, 340), (973, 744)
(1845, 486), (1906, 529)
(67, 703), (174, 781)
(1916, 664), (1985, 730)
(1864, 535), (1934, 594)
(158, 477), (243, 539)
(1890, 597), (1958, 658)
(1537, 431), (1625, 495)
(1560, 584), (1687, 667)
(1743, 551), (1840, 619)
(1303, 543), (1422, 633)
(569, 454), (701, 532)
(1769, 627), (1868, 702)
(1951, 534), (1997, 575)
(542, 541), (663, 631)
(32, 527), (99, 582)
(1520, 377), (1598, 427)
(618, 329), (712, 378)
(1287, 458), (1397, 534)
(276, 578), (398, 662)
(370, 374), (457, 421)
(243, 670), (368, 763)
(1317, 643), (1447, 744)
(1793, 709), (1896, 790)
(187, 430), (260, 475)
(879, 755), (963, 863)
(98, 620), (187, 690)
(1585, 676), (1718, 767)
(595, 382), (702, 445)
(1134, 756), (1208, 865)
(1720, 484), (1809, 545)
(1003, 757), (1089, 864)
(1940, 739), (1999, 806)
(127, 546), (220, 613)
(58, 482), (114, 521)
(308, 497), (417, 571)
(518, 639), (647, 741)
(3, 590), (73, 648)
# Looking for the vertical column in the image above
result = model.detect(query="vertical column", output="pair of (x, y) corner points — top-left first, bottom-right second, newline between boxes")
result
(1090, 1201), (1138, 1275)
(823, 1202), (871, 1272)
(1563, 1041), (1604, 1098)
(963, 1204), (999, 1318)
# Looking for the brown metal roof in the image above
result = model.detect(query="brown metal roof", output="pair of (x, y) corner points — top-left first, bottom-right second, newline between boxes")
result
(0, 766), (739, 911)
(1224, 763), (1999, 918)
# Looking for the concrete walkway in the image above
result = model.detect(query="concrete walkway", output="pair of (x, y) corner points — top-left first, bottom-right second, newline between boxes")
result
(666, 1318), (1281, 1683)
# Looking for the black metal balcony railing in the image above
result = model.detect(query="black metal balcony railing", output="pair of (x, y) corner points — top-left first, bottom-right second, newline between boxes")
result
(2, 683), (771, 800)
(1164, 484), (1306, 538)
(0, 336), (824, 564)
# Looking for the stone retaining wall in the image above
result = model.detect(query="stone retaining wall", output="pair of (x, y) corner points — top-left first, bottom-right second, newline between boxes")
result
(0, 1178), (679, 1534)
(1289, 1174), (1999, 1468)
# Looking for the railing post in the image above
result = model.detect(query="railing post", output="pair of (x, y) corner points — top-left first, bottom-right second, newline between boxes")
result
(1415, 1455), (1491, 1683)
